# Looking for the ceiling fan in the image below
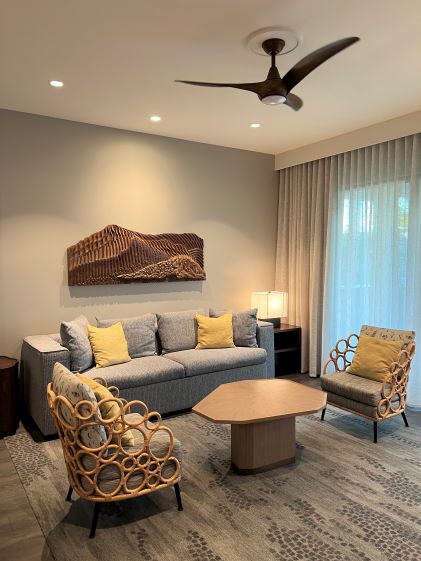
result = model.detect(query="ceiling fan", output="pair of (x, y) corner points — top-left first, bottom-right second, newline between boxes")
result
(176, 36), (359, 110)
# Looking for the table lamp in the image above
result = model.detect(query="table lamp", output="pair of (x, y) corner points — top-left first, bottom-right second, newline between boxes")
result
(251, 291), (288, 328)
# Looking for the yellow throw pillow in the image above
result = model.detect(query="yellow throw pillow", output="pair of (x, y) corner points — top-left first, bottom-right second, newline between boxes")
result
(87, 322), (131, 368)
(196, 313), (235, 350)
(77, 375), (134, 447)
(347, 334), (402, 382)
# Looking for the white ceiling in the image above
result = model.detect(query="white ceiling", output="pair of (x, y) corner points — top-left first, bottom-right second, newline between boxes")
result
(1, 0), (421, 155)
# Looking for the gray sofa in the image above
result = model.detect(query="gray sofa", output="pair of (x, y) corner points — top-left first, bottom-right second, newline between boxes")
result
(21, 314), (274, 436)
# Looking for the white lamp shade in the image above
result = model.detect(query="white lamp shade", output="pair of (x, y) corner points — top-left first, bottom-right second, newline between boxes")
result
(251, 291), (288, 319)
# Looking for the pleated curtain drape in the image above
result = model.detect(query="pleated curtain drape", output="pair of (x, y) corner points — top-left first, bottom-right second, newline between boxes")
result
(276, 133), (421, 408)
(275, 158), (331, 377)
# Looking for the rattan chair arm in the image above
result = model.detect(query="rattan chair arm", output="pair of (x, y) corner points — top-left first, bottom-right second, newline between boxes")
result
(92, 376), (107, 387)
(322, 333), (359, 375)
(376, 340), (416, 418)
(90, 377), (119, 397)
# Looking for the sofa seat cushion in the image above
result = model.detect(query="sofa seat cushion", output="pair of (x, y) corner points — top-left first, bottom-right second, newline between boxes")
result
(164, 347), (267, 377)
(79, 413), (182, 496)
(320, 371), (396, 407)
(83, 356), (185, 390)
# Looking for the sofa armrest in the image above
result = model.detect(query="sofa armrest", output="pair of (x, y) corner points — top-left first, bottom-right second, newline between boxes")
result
(256, 321), (274, 378)
(21, 335), (70, 436)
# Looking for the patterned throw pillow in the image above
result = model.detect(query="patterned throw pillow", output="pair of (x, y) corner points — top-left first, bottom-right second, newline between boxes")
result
(96, 313), (157, 358)
(60, 315), (94, 372)
(210, 308), (258, 348)
(52, 362), (107, 449)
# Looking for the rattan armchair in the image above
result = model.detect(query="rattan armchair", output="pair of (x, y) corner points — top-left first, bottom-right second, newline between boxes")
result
(47, 376), (183, 538)
(321, 325), (415, 442)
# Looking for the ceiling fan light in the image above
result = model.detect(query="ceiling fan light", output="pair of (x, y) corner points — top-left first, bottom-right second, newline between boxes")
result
(261, 94), (286, 105)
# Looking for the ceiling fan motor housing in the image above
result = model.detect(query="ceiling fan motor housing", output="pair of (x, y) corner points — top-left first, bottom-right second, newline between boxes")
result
(262, 38), (286, 56)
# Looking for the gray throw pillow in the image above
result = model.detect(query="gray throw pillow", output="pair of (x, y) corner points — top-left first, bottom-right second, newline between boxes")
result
(210, 308), (258, 348)
(157, 309), (205, 354)
(96, 313), (157, 358)
(60, 315), (94, 372)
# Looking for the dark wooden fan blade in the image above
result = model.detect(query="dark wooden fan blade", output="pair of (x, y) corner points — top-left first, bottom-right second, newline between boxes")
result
(175, 80), (263, 94)
(284, 93), (303, 111)
(282, 37), (359, 92)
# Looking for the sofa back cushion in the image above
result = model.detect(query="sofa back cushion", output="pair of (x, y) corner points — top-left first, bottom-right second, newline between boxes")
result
(210, 308), (258, 348)
(60, 315), (94, 372)
(157, 309), (205, 354)
(52, 362), (107, 449)
(96, 313), (157, 358)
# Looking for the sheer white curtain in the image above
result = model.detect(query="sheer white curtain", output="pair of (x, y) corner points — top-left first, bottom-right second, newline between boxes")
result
(322, 134), (421, 408)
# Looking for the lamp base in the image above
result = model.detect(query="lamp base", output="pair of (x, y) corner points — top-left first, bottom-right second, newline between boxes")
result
(258, 317), (281, 328)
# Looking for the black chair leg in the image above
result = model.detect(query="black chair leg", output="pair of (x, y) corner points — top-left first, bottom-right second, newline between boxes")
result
(65, 486), (73, 502)
(89, 503), (101, 539)
(321, 408), (326, 421)
(174, 482), (183, 511)
(401, 411), (409, 427)
(373, 421), (378, 443)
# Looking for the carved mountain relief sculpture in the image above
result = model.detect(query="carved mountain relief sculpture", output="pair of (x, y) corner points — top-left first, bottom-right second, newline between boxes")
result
(67, 225), (206, 285)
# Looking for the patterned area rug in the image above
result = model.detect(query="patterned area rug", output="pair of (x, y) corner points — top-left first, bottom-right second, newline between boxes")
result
(5, 409), (421, 561)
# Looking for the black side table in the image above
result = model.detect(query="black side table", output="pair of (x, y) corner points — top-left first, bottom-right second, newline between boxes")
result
(0, 356), (19, 437)
(273, 325), (302, 376)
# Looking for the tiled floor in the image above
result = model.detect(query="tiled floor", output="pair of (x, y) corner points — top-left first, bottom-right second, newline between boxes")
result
(0, 373), (419, 561)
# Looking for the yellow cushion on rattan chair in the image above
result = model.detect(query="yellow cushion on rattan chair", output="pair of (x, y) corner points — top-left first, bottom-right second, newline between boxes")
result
(77, 375), (134, 447)
(347, 334), (401, 382)
(87, 322), (131, 368)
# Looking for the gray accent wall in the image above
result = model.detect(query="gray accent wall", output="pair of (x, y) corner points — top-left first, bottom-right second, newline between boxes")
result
(0, 109), (278, 357)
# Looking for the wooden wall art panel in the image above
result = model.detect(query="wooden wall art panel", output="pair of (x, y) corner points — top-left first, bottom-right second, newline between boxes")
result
(67, 224), (206, 285)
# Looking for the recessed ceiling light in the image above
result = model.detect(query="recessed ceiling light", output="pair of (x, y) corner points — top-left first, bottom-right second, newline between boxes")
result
(150, 115), (161, 122)
(49, 80), (64, 88)
(250, 123), (261, 128)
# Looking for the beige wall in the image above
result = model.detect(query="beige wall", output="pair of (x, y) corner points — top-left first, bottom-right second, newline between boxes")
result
(275, 109), (421, 169)
(0, 110), (278, 357)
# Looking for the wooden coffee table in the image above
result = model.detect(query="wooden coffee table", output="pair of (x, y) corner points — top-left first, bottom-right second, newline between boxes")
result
(192, 379), (326, 474)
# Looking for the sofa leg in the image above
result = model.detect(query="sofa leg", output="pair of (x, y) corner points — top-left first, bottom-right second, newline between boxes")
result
(401, 411), (409, 427)
(65, 486), (73, 502)
(174, 482), (183, 511)
(373, 421), (378, 443)
(321, 408), (326, 421)
(89, 503), (101, 539)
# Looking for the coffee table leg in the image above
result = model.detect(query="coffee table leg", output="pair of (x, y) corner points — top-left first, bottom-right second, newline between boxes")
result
(231, 417), (296, 474)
